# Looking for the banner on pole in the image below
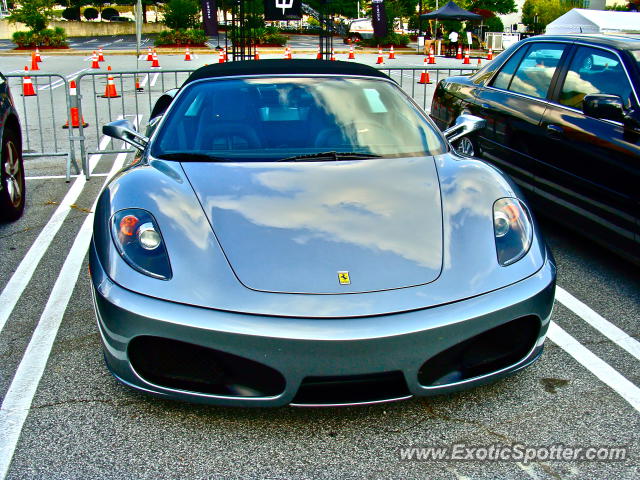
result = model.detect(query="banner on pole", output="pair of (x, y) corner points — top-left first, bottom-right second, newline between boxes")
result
(201, 0), (218, 35)
(371, 0), (387, 37)
(264, 0), (302, 21)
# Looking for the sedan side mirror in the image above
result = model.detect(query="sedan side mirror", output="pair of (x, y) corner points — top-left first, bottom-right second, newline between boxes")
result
(583, 94), (625, 123)
(103, 119), (149, 151)
(444, 114), (486, 144)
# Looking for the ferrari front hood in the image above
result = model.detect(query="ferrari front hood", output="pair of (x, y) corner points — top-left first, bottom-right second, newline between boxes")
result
(182, 157), (443, 294)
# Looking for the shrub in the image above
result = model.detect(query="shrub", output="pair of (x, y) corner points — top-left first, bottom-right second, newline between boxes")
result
(12, 26), (67, 47)
(83, 7), (98, 20)
(101, 7), (119, 20)
(162, 0), (200, 30)
(361, 33), (410, 47)
(62, 6), (80, 21)
(154, 28), (207, 46)
(228, 25), (287, 46)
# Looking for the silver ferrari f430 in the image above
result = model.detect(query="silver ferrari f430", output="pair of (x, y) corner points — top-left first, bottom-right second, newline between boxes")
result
(90, 60), (556, 407)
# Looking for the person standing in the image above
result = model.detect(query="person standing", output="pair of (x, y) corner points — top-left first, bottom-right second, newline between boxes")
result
(448, 29), (459, 57)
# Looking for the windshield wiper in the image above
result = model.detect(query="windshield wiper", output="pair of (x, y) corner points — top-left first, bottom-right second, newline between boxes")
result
(156, 152), (230, 162)
(277, 151), (382, 162)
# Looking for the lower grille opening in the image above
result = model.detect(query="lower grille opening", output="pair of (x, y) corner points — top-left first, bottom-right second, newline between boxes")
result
(418, 316), (540, 386)
(292, 371), (410, 405)
(128, 336), (286, 397)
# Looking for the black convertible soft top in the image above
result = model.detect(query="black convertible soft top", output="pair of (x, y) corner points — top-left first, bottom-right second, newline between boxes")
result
(184, 59), (392, 85)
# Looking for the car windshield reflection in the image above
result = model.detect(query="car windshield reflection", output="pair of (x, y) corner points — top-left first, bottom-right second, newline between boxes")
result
(151, 77), (446, 161)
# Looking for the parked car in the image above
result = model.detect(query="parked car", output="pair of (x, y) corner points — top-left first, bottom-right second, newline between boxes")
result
(92, 60), (555, 407)
(0, 71), (25, 222)
(430, 34), (640, 263)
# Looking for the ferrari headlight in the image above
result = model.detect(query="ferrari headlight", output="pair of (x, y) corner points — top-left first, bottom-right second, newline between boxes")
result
(493, 198), (533, 266)
(111, 209), (172, 279)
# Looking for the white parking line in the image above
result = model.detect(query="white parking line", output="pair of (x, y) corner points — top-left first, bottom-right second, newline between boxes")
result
(556, 286), (640, 362)
(548, 321), (640, 413)
(0, 149), (131, 480)
(38, 68), (90, 91)
(138, 73), (149, 88)
(0, 128), (115, 337)
(150, 72), (160, 87)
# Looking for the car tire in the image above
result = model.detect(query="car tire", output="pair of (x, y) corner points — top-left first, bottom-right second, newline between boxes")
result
(0, 128), (25, 222)
(454, 136), (477, 157)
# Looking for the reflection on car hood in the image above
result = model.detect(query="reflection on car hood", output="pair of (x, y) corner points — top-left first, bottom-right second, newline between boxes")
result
(182, 157), (444, 294)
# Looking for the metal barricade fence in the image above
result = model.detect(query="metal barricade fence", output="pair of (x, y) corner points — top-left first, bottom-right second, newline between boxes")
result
(11, 66), (481, 181)
(379, 66), (479, 111)
(5, 73), (79, 180)
(75, 69), (196, 178)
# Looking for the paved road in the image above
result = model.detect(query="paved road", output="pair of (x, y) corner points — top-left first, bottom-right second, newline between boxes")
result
(0, 51), (638, 479)
(0, 34), (410, 52)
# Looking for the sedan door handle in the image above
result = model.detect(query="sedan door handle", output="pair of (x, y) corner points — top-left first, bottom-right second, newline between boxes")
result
(546, 124), (564, 138)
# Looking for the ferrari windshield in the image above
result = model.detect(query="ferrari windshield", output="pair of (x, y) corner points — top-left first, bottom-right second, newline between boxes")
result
(151, 76), (446, 161)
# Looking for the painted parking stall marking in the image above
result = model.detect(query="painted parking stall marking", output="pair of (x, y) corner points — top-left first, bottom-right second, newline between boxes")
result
(0, 115), (142, 480)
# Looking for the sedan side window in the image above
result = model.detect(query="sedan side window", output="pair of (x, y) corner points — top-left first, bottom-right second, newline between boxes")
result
(507, 44), (567, 99)
(491, 45), (528, 90)
(559, 46), (633, 110)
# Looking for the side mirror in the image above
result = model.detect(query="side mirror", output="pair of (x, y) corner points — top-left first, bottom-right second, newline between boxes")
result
(444, 114), (487, 144)
(583, 94), (624, 123)
(102, 119), (149, 151)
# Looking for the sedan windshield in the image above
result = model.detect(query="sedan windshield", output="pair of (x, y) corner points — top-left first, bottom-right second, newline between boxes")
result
(151, 76), (446, 161)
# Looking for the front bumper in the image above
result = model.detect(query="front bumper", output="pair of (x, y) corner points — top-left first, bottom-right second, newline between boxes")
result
(90, 242), (556, 407)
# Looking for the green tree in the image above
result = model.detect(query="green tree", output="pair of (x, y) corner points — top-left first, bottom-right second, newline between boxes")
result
(8, 0), (55, 32)
(162, 0), (200, 29)
(522, 0), (582, 33)
(484, 15), (503, 31)
(470, 0), (516, 15)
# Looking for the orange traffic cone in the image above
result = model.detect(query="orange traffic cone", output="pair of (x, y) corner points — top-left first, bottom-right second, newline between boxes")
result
(146, 47), (153, 61)
(286, 46), (292, 59)
(477, 57), (482, 66)
(348, 45), (355, 60)
(98, 47), (105, 62)
(21, 67), (36, 96)
(135, 76), (144, 92)
(456, 46), (462, 60)
(62, 80), (88, 129)
(151, 51), (160, 68)
(254, 48), (260, 60)
(91, 51), (100, 69)
(487, 48), (493, 60)
(388, 45), (395, 59)
(376, 47), (384, 65)
(31, 52), (39, 71)
(35, 47), (42, 62)
(330, 48), (336, 61)
(418, 58), (431, 84)
(184, 47), (192, 61)
(428, 46), (436, 64)
(101, 66), (120, 98)
(223, 47), (228, 61)
(218, 49), (225, 63)
(463, 48), (470, 64)
(316, 47), (322, 60)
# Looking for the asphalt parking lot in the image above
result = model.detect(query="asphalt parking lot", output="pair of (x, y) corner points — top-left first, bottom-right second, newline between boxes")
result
(0, 46), (639, 479)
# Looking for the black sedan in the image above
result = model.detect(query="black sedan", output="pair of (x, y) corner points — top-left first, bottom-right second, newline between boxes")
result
(430, 34), (640, 263)
(0, 71), (24, 222)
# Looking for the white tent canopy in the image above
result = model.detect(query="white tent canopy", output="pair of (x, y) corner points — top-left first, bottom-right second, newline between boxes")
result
(545, 9), (640, 35)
